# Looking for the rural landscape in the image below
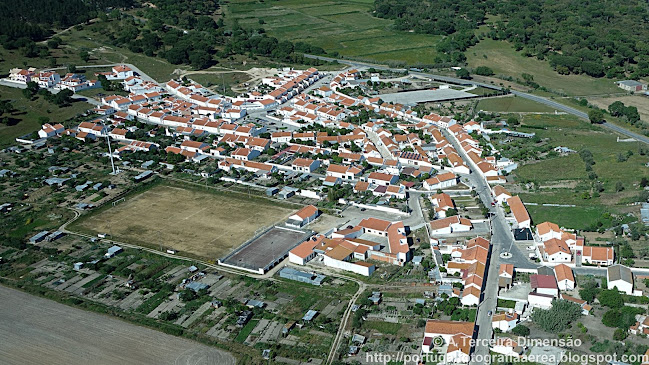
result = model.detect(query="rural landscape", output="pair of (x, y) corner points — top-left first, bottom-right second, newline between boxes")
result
(1, 0), (649, 364)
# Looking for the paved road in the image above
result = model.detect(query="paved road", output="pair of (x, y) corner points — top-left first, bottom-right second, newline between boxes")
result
(305, 54), (649, 145)
(0, 285), (236, 365)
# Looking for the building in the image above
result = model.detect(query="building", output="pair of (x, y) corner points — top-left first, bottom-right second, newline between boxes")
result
(607, 264), (634, 295)
(507, 196), (531, 228)
(543, 238), (572, 263)
(498, 264), (514, 289)
(581, 246), (614, 266)
(287, 205), (319, 227)
(429, 216), (473, 235)
(291, 158), (320, 173)
(536, 221), (562, 242)
(278, 267), (325, 286)
(423, 172), (458, 190)
(367, 172), (398, 186)
(554, 264), (575, 291)
(616, 80), (647, 92)
(493, 185), (512, 205)
(421, 320), (475, 363)
(530, 274), (559, 297)
(491, 312), (519, 332)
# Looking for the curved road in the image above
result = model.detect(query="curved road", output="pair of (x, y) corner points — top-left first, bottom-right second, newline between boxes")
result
(305, 54), (649, 144)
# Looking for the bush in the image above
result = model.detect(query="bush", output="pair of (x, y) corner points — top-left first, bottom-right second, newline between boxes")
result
(512, 324), (530, 336)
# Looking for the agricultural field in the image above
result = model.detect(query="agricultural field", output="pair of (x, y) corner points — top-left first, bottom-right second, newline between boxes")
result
(498, 114), (649, 229)
(225, 0), (441, 66)
(588, 95), (649, 125)
(71, 184), (297, 260)
(0, 86), (90, 147)
(0, 285), (236, 365)
(476, 96), (555, 113)
(466, 39), (620, 97)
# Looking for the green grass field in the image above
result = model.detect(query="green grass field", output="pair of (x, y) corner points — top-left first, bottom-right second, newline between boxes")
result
(466, 39), (620, 96)
(226, 0), (441, 66)
(0, 86), (91, 147)
(525, 205), (607, 231)
(477, 96), (555, 113)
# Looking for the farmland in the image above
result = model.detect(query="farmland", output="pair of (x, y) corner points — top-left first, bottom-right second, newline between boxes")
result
(476, 96), (555, 113)
(225, 0), (441, 66)
(0, 285), (236, 365)
(71, 184), (297, 260)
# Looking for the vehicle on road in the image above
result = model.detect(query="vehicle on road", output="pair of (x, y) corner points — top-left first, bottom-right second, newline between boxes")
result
(487, 311), (492, 316)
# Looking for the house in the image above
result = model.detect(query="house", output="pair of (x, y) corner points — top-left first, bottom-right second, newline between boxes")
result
(326, 164), (362, 181)
(491, 338), (524, 358)
(421, 320), (475, 363)
(493, 185), (512, 205)
(429, 216), (472, 235)
(231, 147), (260, 161)
(536, 221), (562, 242)
(554, 264), (575, 291)
(581, 245), (614, 266)
(530, 274), (559, 297)
(498, 264), (514, 289)
(367, 172), (398, 186)
(616, 80), (646, 92)
(560, 294), (592, 315)
(423, 172), (458, 190)
(543, 238), (572, 263)
(38, 123), (65, 139)
(287, 205), (319, 227)
(460, 286), (481, 306)
(607, 264), (634, 295)
(491, 312), (519, 332)
(430, 193), (455, 218)
(528, 292), (554, 309)
(291, 158), (320, 173)
(289, 235), (325, 265)
(507, 196), (531, 228)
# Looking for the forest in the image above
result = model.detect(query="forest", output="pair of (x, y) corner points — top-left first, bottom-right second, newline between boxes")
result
(0, 0), (134, 46)
(374, 0), (649, 79)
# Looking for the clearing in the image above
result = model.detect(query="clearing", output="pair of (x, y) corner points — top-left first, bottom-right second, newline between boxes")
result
(476, 96), (556, 113)
(225, 0), (441, 66)
(588, 95), (649, 125)
(0, 285), (236, 365)
(72, 184), (297, 260)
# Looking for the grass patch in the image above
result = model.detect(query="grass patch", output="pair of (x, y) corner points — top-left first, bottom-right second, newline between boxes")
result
(225, 0), (441, 66)
(234, 319), (259, 343)
(526, 205), (607, 231)
(0, 85), (90, 147)
(362, 320), (401, 335)
(477, 96), (555, 113)
(81, 274), (106, 288)
(466, 38), (620, 96)
(136, 289), (172, 315)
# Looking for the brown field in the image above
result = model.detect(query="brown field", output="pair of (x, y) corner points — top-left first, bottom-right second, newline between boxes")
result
(74, 185), (296, 259)
(0, 285), (236, 365)
(588, 95), (649, 123)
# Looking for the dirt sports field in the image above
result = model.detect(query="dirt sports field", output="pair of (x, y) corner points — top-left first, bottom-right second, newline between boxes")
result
(75, 184), (296, 259)
(0, 285), (236, 365)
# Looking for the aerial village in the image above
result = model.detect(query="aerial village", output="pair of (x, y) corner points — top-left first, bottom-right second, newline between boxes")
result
(5, 63), (649, 364)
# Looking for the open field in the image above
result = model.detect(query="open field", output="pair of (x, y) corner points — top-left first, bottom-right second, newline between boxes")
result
(525, 205), (607, 231)
(225, 0), (441, 66)
(0, 285), (235, 365)
(72, 184), (297, 259)
(0, 85), (91, 147)
(476, 96), (555, 113)
(466, 39), (620, 96)
(588, 95), (649, 125)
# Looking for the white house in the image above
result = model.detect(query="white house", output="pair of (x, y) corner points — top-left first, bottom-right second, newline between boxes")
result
(554, 264), (575, 291)
(607, 265), (634, 295)
(423, 172), (457, 190)
(288, 205), (319, 227)
(536, 221), (562, 242)
(367, 172), (398, 186)
(530, 274), (559, 297)
(429, 216), (472, 235)
(543, 238), (572, 263)
(422, 320), (474, 363)
(491, 312), (519, 332)
(291, 158), (320, 173)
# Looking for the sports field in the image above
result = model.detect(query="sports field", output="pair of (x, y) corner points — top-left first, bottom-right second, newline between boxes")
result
(74, 184), (296, 259)
(225, 0), (441, 65)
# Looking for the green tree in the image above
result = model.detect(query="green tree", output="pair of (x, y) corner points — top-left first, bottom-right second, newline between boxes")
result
(455, 68), (470, 79)
(474, 66), (494, 76)
(512, 324), (530, 336)
(588, 109), (604, 124)
(531, 299), (582, 333)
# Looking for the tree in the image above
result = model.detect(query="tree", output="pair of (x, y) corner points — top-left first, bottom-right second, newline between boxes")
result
(608, 101), (626, 117)
(598, 289), (624, 309)
(615, 181), (624, 192)
(455, 68), (471, 79)
(531, 299), (582, 333)
(588, 109), (604, 124)
(511, 324), (530, 336)
(79, 50), (90, 63)
(474, 66), (494, 76)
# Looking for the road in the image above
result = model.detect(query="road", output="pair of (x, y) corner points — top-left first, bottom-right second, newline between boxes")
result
(0, 285), (236, 365)
(305, 54), (649, 145)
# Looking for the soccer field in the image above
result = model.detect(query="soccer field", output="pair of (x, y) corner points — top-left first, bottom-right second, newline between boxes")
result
(74, 184), (296, 260)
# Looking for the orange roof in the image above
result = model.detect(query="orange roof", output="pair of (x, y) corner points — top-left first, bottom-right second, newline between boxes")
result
(293, 205), (318, 220)
(507, 196), (530, 224)
(493, 185), (511, 197)
(424, 320), (474, 337)
(354, 181), (369, 192)
(290, 235), (324, 259)
(430, 216), (472, 230)
(537, 221), (561, 236)
(499, 264), (514, 277)
(554, 264), (575, 282)
(582, 246), (614, 262)
(544, 238), (571, 256)
(358, 217), (392, 232)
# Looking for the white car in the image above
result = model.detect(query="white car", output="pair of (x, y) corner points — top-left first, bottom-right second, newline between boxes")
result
(526, 246), (535, 251)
